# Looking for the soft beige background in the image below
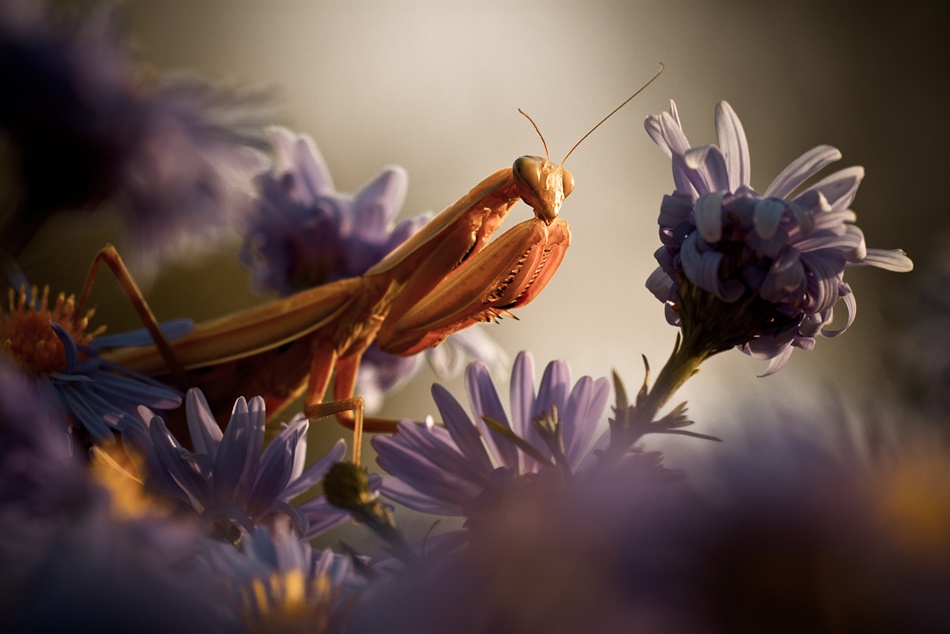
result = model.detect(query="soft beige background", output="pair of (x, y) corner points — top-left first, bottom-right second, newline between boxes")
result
(25, 0), (947, 449)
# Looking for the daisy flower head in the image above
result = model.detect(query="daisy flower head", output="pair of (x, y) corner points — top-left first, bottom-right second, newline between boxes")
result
(372, 351), (611, 519)
(201, 524), (360, 633)
(240, 127), (507, 411)
(124, 388), (377, 541)
(644, 101), (913, 374)
(0, 283), (189, 443)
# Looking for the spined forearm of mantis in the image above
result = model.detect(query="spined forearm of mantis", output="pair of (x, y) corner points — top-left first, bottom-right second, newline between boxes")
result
(95, 65), (665, 464)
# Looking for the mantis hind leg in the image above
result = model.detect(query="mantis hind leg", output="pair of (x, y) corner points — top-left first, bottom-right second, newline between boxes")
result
(77, 245), (190, 389)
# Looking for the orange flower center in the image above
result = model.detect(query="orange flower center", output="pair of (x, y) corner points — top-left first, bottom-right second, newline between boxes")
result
(0, 285), (105, 375)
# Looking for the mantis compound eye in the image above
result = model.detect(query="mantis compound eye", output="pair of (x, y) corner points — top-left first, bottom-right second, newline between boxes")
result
(561, 168), (574, 198)
(512, 156), (543, 191)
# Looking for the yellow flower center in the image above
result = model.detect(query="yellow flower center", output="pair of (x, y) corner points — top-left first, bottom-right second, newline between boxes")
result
(240, 570), (335, 633)
(0, 285), (105, 375)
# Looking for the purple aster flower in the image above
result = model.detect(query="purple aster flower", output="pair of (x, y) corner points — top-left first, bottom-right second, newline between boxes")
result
(0, 283), (191, 443)
(0, 0), (269, 277)
(201, 524), (360, 632)
(644, 101), (913, 374)
(372, 351), (611, 518)
(124, 388), (376, 540)
(241, 126), (425, 296)
(0, 362), (230, 633)
(240, 127), (507, 411)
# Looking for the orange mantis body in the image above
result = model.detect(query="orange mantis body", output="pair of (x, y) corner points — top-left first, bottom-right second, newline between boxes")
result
(102, 156), (572, 434)
(98, 66), (664, 447)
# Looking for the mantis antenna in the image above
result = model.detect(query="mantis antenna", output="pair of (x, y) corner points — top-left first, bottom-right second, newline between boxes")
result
(518, 108), (550, 161)
(560, 62), (665, 165)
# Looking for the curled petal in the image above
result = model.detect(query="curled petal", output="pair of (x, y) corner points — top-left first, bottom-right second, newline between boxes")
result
(820, 284), (856, 338)
(694, 191), (725, 243)
(681, 234), (744, 302)
(794, 166), (864, 213)
(646, 267), (673, 302)
(752, 198), (786, 240)
(763, 145), (841, 199)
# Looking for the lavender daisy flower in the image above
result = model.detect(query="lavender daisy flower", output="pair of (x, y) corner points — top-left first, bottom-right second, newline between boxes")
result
(241, 127), (506, 411)
(372, 351), (610, 518)
(0, 362), (230, 633)
(202, 524), (359, 633)
(0, 284), (190, 443)
(644, 101), (913, 374)
(0, 0), (269, 276)
(124, 388), (376, 540)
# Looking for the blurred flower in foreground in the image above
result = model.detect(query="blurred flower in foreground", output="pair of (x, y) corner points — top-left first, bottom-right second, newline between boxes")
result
(201, 524), (359, 633)
(241, 127), (507, 411)
(124, 388), (375, 540)
(356, 415), (950, 633)
(0, 0), (269, 278)
(644, 101), (913, 375)
(0, 361), (228, 633)
(0, 283), (189, 443)
(372, 351), (613, 518)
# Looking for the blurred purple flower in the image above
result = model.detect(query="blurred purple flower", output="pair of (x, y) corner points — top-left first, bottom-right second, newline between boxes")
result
(201, 523), (360, 632)
(0, 361), (229, 633)
(0, 284), (190, 443)
(118, 77), (271, 282)
(372, 351), (611, 517)
(0, 1), (270, 277)
(125, 388), (376, 540)
(644, 101), (913, 374)
(241, 127), (506, 411)
(355, 416), (950, 634)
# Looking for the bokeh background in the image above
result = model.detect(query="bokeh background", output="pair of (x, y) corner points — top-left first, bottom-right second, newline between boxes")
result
(21, 0), (949, 447)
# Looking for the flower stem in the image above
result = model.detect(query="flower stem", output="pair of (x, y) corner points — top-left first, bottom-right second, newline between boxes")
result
(605, 331), (717, 462)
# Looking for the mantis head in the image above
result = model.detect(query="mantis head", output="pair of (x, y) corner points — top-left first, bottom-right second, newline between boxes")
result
(512, 155), (574, 225)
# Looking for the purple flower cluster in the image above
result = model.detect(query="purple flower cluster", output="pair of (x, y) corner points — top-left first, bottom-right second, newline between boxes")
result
(373, 351), (612, 517)
(645, 101), (912, 373)
(124, 388), (374, 540)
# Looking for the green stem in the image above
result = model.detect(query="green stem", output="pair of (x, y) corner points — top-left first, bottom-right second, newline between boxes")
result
(639, 329), (717, 423)
(604, 329), (718, 463)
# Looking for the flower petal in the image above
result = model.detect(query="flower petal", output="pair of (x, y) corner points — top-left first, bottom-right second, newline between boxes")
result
(762, 145), (841, 199)
(715, 101), (750, 191)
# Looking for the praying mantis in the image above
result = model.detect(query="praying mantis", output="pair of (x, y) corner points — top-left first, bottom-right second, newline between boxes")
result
(94, 66), (664, 458)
